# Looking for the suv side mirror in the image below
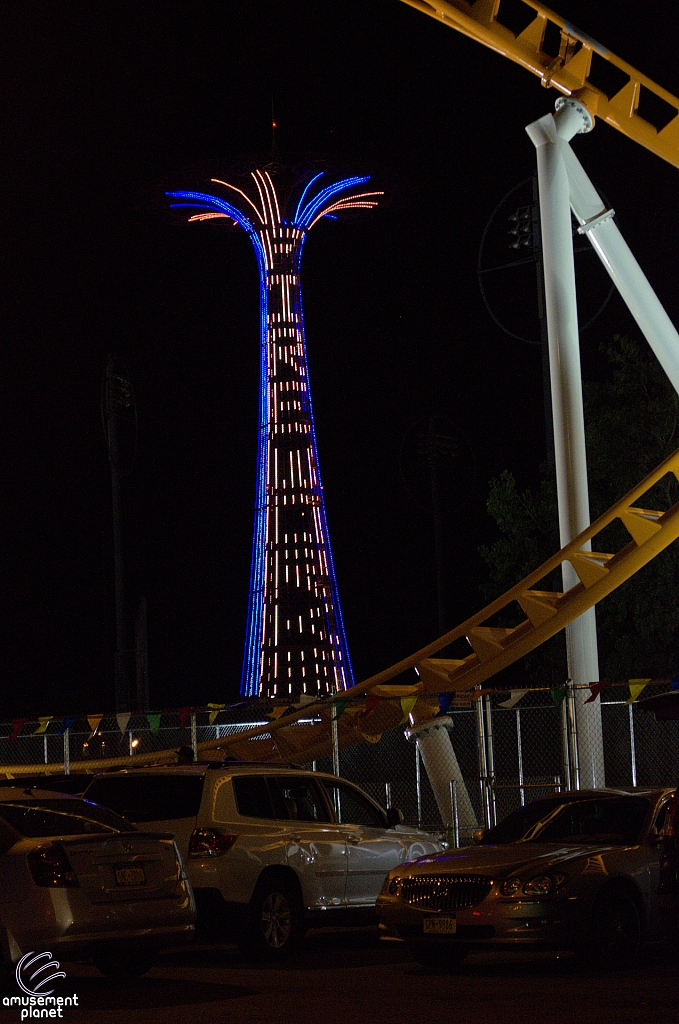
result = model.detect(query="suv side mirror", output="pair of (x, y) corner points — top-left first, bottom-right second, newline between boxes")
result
(386, 807), (403, 828)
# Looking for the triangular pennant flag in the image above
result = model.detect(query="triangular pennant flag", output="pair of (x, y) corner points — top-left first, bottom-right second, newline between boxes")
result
(59, 716), (76, 735)
(671, 677), (679, 691)
(332, 699), (350, 722)
(34, 716), (53, 735)
(87, 714), (103, 737)
(499, 690), (528, 710)
(363, 695), (382, 716)
(8, 719), (25, 740)
(627, 679), (651, 704)
(147, 712), (161, 735)
(208, 703), (225, 725)
(436, 692), (455, 717)
(178, 706), (191, 730)
(400, 695), (418, 720)
(550, 686), (566, 712)
(116, 712), (131, 734)
(584, 681), (610, 704)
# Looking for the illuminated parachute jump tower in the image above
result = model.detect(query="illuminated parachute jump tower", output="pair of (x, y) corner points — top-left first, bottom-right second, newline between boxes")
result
(168, 168), (381, 699)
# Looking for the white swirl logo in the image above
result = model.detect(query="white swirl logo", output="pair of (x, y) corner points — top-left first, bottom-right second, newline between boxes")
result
(15, 951), (66, 996)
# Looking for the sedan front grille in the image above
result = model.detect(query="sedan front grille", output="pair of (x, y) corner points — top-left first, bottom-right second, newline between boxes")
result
(399, 875), (492, 911)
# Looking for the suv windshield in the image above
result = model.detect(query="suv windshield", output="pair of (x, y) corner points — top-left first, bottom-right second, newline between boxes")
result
(85, 775), (205, 823)
(480, 796), (650, 846)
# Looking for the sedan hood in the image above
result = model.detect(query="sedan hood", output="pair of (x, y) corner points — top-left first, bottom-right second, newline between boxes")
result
(401, 842), (625, 876)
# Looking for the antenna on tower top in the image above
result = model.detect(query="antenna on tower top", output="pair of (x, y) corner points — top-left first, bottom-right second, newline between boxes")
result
(267, 96), (283, 172)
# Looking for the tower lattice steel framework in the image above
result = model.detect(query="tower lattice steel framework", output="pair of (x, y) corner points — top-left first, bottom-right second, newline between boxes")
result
(168, 167), (381, 698)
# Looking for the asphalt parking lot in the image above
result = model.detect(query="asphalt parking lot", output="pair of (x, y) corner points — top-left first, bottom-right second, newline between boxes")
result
(4, 928), (677, 1024)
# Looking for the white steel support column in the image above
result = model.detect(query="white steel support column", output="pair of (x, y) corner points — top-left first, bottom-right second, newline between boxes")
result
(526, 99), (605, 788)
(405, 717), (477, 834)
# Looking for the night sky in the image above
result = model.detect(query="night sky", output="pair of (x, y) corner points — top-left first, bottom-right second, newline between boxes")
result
(3, 0), (679, 719)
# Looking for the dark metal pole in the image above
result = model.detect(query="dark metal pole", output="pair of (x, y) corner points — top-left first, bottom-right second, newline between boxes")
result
(135, 597), (150, 712)
(104, 358), (133, 712)
(426, 416), (447, 637)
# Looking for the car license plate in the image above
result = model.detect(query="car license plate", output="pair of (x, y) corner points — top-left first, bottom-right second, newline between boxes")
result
(114, 865), (146, 887)
(423, 916), (456, 935)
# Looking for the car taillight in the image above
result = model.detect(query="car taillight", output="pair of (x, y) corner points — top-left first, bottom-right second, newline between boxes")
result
(188, 829), (238, 858)
(27, 845), (79, 888)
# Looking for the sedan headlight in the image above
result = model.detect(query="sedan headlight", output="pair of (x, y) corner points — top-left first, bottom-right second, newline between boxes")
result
(380, 874), (403, 897)
(500, 877), (522, 896)
(522, 873), (566, 896)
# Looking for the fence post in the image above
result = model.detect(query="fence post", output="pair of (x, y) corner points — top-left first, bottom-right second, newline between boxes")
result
(331, 712), (340, 778)
(43, 734), (48, 766)
(561, 691), (572, 790)
(629, 704), (638, 787)
(566, 680), (581, 790)
(484, 695), (497, 826)
(516, 709), (525, 806)
(385, 781), (392, 809)
(415, 742), (422, 828)
(63, 729), (70, 775)
(450, 779), (460, 849)
(190, 710), (198, 763)
(476, 691), (490, 827)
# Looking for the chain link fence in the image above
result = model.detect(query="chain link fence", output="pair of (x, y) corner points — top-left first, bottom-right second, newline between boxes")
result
(0, 689), (677, 843)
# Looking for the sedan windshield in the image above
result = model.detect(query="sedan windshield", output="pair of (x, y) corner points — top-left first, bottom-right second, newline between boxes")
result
(0, 799), (135, 837)
(480, 796), (650, 846)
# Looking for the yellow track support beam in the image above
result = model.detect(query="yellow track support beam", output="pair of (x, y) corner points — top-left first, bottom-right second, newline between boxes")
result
(399, 0), (679, 170)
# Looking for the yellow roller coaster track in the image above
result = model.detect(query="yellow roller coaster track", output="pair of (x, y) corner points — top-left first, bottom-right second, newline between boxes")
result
(207, 441), (679, 753)
(14, 442), (679, 775)
(399, 0), (679, 170)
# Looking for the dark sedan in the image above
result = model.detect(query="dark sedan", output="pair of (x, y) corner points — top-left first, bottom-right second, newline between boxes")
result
(377, 788), (676, 968)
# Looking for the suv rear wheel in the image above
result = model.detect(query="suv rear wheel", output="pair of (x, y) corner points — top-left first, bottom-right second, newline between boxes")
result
(239, 876), (304, 960)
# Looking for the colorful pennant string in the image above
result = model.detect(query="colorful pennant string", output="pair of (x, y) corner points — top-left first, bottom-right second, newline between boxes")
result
(116, 712), (131, 735)
(627, 679), (651, 704)
(499, 690), (528, 710)
(87, 714), (103, 737)
(400, 695), (418, 721)
(147, 712), (161, 735)
(33, 717), (53, 735)
(550, 686), (566, 712)
(8, 719), (25, 740)
(585, 681), (610, 704)
(332, 699), (350, 722)
(364, 695), (382, 716)
(436, 693), (455, 717)
(207, 703), (225, 725)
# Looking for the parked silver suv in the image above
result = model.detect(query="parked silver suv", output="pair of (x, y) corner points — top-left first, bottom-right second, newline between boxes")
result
(85, 763), (442, 958)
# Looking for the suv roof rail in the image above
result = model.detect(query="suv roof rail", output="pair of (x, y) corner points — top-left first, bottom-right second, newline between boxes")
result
(94, 759), (311, 773)
(204, 759), (307, 770)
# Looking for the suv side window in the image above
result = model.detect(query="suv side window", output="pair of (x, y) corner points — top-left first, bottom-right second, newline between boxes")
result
(322, 782), (386, 828)
(268, 777), (331, 823)
(232, 776), (275, 820)
(85, 775), (204, 823)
